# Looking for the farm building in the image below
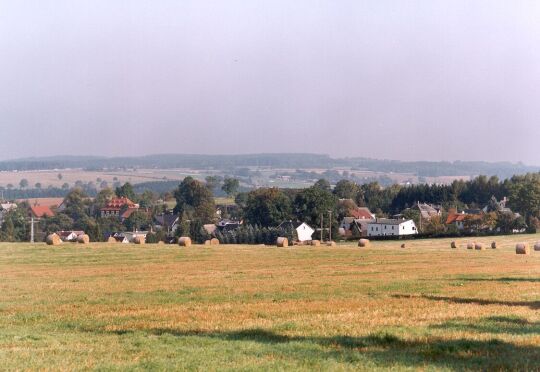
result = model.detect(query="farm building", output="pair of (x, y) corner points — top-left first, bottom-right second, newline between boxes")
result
(367, 218), (418, 237)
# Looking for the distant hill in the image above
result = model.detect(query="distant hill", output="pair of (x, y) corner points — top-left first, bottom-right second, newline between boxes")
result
(0, 154), (538, 179)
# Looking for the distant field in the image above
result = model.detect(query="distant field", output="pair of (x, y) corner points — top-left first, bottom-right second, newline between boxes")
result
(1, 236), (539, 370)
(0, 168), (474, 190)
(0, 168), (202, 189)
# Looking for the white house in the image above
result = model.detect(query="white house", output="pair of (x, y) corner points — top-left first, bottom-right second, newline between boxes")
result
(122, 231), (148, 243)
(296, 222), (315, 242)
(367, 219), (418, 237)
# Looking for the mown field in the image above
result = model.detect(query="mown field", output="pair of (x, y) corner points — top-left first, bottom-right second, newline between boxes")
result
(1, 236), (539, 371)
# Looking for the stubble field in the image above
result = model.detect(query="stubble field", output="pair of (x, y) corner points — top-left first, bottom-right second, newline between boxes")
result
(0, 236), (539, 371)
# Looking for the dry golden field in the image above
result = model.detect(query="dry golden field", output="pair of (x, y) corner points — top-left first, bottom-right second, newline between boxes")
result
(0, 236), (539, 370)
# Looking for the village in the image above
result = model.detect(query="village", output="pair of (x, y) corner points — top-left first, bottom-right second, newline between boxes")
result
(0, 173), (533, 247)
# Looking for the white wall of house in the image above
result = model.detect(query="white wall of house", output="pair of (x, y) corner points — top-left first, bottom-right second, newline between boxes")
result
(296, 222), (315, 242)
(367, 219), (418, 237)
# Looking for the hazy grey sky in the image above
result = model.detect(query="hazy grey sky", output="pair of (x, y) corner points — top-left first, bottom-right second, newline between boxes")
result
(1, 1), (539, 163)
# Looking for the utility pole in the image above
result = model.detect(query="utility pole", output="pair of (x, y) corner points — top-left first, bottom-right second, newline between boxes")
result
(30, 216), (35, 243)
(320, 213), (323, 241)
(328, 210), (332, 242)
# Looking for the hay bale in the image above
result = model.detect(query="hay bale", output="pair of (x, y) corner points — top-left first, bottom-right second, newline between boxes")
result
(210, 238), (220, 245)
(276, 237), (288, 247)
(107, 236), (117, 243)
(326, 241), (336, 247)
(516, 243), (530, 255)
(474, 242), (484, 250)
(77, 234), (90, 244)
(46, 233), (62, 246)
(450, 241), (457, 249)
(534, 242), (540, 251)
(467, 242), (474, 250)
(157, 241), (165, 245)
(358, 239), (370, 247)
(204, 240), (211, 246)
(311, 240), (321, 246)
(133, 236), (145, 245)
(178, 237), (192, 247)
(491, 241), (497, 249)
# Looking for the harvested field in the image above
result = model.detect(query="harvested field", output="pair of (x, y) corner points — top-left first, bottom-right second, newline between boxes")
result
(0, 235), (539, 370)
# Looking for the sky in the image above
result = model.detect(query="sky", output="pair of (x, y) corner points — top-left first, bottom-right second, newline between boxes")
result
(1, 1), (539, 164)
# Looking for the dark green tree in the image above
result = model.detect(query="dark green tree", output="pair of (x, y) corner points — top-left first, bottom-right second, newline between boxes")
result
(174, 177), (216, 223)
(222, 177), (240, 197)
(244, 188), (291, 227)
(115, 182), (136, 201)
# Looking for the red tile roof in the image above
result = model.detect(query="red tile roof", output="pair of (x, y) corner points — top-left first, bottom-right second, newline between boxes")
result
(29, 205), (54, 218)
(104, 197), (136, 209)
(350, 207), (374, 220)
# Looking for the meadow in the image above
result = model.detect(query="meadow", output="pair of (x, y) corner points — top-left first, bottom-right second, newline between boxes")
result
(0, 236), (539, 371)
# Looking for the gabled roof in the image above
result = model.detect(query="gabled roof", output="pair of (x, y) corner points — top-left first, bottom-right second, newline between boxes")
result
(350, 207), (375, 220)
(102, 197), (137, 209)
(155, 213), (179, 227)
(29, 205), (54, 218)
(446, 213), (467, 224)
(120, 207), (139, 219)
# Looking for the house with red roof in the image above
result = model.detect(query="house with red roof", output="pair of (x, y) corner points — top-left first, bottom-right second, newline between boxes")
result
(29, 205), (55, 218)
(100, 197), (140, 221)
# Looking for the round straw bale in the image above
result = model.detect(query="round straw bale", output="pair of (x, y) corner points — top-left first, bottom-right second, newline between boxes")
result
(515, 243), (530, 255)
(491, 241), (497, 249)
(133, 236), (145, 245)
(77, 234), (90, 244)
(107, 236), (117, 243)
(474, 242), (484, 250)
(450, 241), (457, 249)
(276, 237), (288, 247)
(326, 241), (336, 247)
(204, 240), (211, 246)
(157, 241), (165, 245)
(358, 239), (370, 247)
(210, 238), (220, 245)
(534, 242), (540, 251)
(178, 237), (192, 247)
(46, 233), (62, 246)
(467, 242), (474, 250)
(311, 240), (320, 246)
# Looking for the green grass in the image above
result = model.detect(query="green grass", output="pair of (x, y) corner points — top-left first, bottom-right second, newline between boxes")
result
(0, 236), (539, 370)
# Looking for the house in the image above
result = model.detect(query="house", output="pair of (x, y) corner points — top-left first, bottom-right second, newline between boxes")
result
(122, 231), (148, 243)
(110, 233), (130, 244)
(17, 198), (64, 209)
(295, 222), (315, 242)
(367, 218), (418, 237)
(415, 202), (442, 220)
(29, 204), (55, 218)
(154, 213), (180, 235)
(339, 207), (376, 238)
(350, 207), (376, 220)
(278, 220), (315, 242)
(100, 197), (140, 221)
(446, 210), (483, 231)
(57, 230), (85, 242)
(0, 202), (17, 227)
(445, 213), (468, 230)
